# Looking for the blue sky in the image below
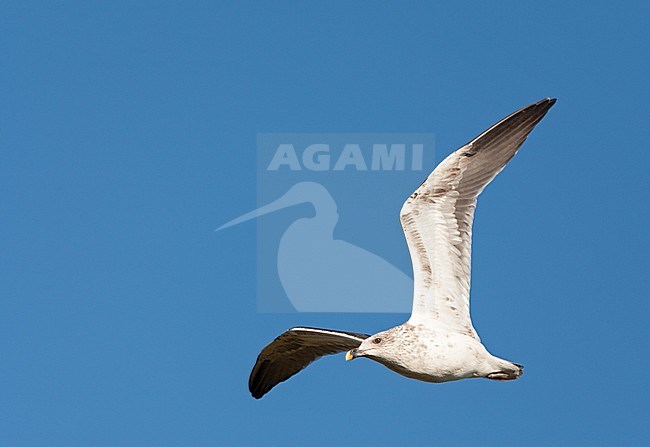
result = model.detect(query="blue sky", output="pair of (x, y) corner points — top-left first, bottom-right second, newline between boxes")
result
(2, 2), (649, 446)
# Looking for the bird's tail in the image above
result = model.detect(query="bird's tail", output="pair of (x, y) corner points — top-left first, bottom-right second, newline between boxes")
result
(486, 362), (524, 381)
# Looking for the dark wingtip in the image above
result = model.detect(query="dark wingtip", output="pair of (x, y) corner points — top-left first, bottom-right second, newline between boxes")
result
(539, 97), (557, 108)
(530, 97), (556, 111)
(248, 358), (269, 399)
(249, 378), (267, 399)
(521, 97), (556, 124)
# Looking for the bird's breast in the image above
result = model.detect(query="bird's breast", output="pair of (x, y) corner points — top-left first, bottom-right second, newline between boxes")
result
(376, 330), (490, 382)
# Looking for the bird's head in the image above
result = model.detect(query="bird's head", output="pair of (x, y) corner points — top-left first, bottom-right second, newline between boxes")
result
(345, 329), (398, 362)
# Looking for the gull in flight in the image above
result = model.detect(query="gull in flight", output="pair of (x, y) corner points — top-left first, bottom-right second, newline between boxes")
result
(248, 98), (556, 399)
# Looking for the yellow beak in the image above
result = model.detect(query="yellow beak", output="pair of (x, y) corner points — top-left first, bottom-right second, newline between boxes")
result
(345, 350), (354, 361)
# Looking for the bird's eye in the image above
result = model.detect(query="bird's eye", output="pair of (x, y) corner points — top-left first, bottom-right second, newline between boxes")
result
(373, 338), (382, 344)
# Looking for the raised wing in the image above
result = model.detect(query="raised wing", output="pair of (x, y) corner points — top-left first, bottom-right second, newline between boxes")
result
(401, 98), (556, 338)
(249, 327), (369, 399)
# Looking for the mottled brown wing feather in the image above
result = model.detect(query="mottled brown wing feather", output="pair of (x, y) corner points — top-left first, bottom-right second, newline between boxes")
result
(402, 98), (556, 337)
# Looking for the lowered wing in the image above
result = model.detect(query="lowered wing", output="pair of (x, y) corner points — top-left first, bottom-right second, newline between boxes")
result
(249, 327), (369, 398)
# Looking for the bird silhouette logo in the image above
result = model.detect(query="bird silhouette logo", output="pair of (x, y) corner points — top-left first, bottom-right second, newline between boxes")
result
(218, 181), (413, 312)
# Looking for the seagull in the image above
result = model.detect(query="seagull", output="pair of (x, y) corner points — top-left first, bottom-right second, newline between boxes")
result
(248, 98), (556, 399)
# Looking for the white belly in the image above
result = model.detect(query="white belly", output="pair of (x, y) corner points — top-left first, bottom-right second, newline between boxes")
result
(379, 330), (496, 382)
